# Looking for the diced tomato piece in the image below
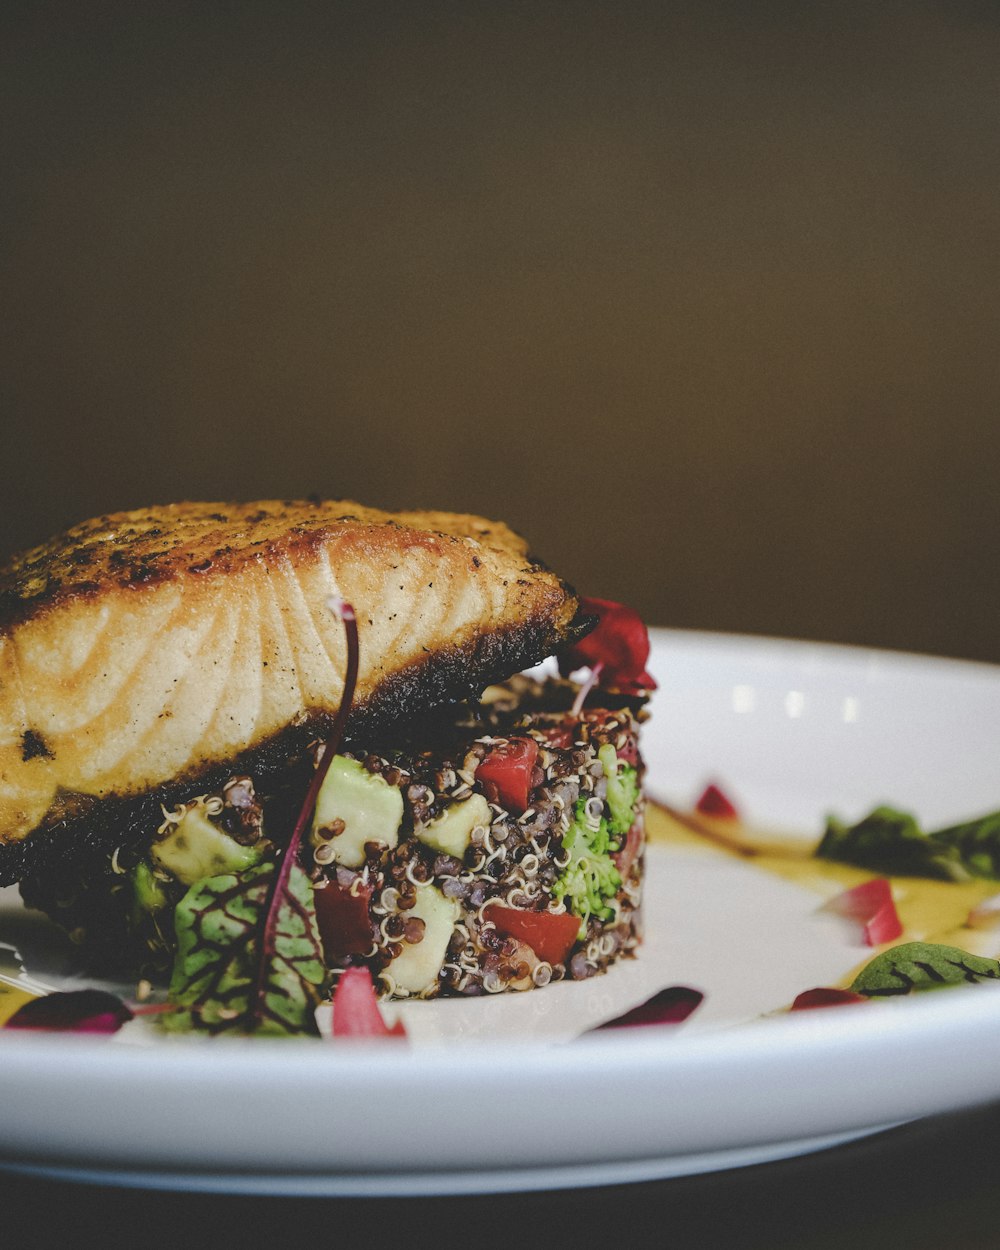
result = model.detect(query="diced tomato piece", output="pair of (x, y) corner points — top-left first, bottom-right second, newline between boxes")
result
(539, 724), (575, 750)
(476, 737), (539, 815)
(315, 880), (375, 962)
(486, 905), (581, 965)
(613, 822), (643, 878)
(826, 878), (903, 946)
(331, 967), (406, 1039)
(695, 782), (739, 820)
(791, 987), (869, 1011)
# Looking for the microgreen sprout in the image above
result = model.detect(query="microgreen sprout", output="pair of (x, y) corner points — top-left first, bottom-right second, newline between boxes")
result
(248, 597), (359, 1029)
(570, 661), (604, 719)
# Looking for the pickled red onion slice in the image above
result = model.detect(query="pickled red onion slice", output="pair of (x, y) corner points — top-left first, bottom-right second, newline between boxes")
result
(331, 966), (406, 1039)
(826, 877), (903, 946)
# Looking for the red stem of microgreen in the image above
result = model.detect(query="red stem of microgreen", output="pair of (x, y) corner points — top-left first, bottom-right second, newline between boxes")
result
(250, 596), (359, 1028)
(128, 1002), (178, 1015)
(570, 661), (604, 719)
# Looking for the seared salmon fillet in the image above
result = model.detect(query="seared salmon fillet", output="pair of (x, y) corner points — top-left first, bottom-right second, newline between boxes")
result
(0, 500), (584, 880)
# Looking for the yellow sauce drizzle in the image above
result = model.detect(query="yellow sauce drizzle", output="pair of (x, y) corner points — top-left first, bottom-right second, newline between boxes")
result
(0, 978), (37, 1027)
(646, 801), (1000, 986)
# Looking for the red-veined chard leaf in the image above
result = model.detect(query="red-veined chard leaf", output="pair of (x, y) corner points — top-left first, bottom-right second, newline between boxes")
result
(164, 861), (327, 1036)
(164, 597), (359, 1036)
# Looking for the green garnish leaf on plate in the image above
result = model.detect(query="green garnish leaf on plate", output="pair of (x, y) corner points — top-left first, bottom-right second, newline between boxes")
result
(930, 810), (1000, 880)
(851, 941), (1000, 997)
(816, 804), (1000, 881)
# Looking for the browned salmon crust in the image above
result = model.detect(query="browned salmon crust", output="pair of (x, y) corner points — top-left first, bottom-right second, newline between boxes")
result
(0, 500), (588, 882)
(0, 500), (566, 624)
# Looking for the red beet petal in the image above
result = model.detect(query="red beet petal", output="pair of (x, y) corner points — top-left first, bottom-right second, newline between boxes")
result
(558, 597), (657, 693)
(791, 987), (869, 1010)
(4, 990), (134, 1033)
(592, 986), (704, 1030)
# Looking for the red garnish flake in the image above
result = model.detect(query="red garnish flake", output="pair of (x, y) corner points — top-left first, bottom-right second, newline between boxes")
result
(613, 822), (643, 878)
(4, 989), (133, 1034)
(558, 597), (656, 694)
(539, 724), (575, 750)
(966, 894), (1000, 929)
(826, 878), (903, 946)
(331, 966), (406, 1039)
(695, 782), (740, 821)
(591, 986), (704, 1030)
(475, 737), (539, 815)
(790, 987), (869, 1011)
(615, 735), (639, 767)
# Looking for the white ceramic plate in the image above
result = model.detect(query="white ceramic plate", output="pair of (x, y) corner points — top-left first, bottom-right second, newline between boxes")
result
(3, 628), (1000, 1195)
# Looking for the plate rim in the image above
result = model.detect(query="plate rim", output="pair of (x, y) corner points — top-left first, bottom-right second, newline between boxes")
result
(4, 627), (1000, 1186)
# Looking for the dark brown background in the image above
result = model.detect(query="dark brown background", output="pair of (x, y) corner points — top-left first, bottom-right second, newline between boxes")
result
(3, 1), (999, 661)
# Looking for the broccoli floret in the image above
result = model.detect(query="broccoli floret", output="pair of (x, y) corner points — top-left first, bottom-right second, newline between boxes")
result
(554, 799), (622, 938)
(131, 859), (170, 920)
(598, 743), (639, 837)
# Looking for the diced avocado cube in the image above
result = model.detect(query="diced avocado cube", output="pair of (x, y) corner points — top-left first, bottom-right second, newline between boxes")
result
(312, 755), (404, 869)
(151, 807), (263, 886)
(417, 793), (492, 858)
(385, 883), (459, 994)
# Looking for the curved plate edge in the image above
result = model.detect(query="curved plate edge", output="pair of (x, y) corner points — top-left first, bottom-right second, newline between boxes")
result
(0, 1122), (905, 1196)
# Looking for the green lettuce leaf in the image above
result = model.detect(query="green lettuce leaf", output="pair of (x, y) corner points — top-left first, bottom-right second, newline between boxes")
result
(850, 941), (1000, 997)
(163, 861), (327, 1036)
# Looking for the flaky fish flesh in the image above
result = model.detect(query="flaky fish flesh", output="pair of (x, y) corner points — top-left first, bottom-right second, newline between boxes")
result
(0, 500), (584, 880)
